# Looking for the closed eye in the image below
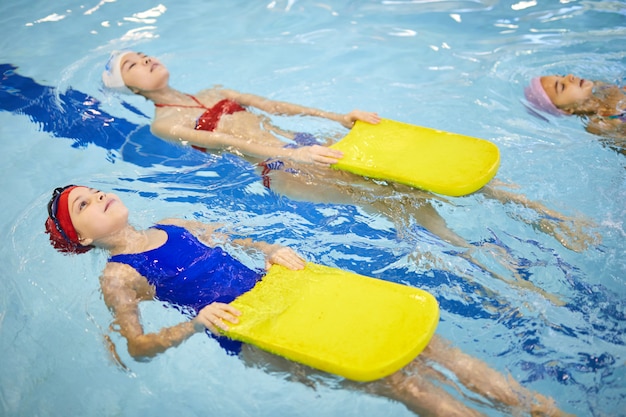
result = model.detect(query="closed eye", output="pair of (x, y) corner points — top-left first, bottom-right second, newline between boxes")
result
(554, 80), (565, 94)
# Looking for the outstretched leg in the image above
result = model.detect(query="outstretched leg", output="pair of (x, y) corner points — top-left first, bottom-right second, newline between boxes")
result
(481, 181), (599, 252)
(420, 336), (573, 417)
(242, 343), (485, 416)
(268, 168), (566, 305)
(359, 359), (486, 417)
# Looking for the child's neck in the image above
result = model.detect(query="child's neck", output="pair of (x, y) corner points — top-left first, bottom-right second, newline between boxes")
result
(143, 86), (188, 106)
(106, 225), (162, 256)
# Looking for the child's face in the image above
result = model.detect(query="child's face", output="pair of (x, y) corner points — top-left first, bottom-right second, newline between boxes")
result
(120, 52), (169, 93)
(68, 187), (129, 247)
(540, 74), (594, 109)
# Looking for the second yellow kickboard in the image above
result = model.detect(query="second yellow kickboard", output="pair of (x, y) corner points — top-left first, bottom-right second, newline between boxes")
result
(330, 119), (500, 196)
(226, 263), (439, 382)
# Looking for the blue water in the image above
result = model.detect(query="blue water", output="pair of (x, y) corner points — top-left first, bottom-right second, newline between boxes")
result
(1, 1), (624, 416)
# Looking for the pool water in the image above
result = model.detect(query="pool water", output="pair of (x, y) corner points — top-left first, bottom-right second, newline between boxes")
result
(1, 1), (624, 416)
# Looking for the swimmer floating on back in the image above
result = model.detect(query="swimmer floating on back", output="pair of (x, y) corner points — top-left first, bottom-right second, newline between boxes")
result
(102, 50), (380, 165)
(45, 184), (573, 417)
(101, 50), (598, 257)
(525, 74), (625, 153)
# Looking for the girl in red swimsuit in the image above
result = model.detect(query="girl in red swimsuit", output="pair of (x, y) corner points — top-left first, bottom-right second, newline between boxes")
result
(101, 50), (599, 258)
(102, 50), (381, 166)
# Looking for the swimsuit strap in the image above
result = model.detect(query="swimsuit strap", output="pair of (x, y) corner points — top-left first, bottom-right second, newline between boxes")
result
(606, 111), (626, 122)
(155, 94), (209, 109)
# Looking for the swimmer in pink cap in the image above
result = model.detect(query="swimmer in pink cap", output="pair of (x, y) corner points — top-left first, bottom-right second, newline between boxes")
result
(526, 74), (626, 144)
(524, 77), (570, 116)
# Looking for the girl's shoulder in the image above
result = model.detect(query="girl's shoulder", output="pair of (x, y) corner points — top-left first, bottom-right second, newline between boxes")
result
(155, 218), (189, 228)
(101, 260), (143, 286)
(197, 87), (245, 102)
(101, 261), (155, 303)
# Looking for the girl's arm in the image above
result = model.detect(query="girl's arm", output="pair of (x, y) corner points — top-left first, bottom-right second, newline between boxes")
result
(151, 117), (343, 165)
(100, 262), (239, 359)
(220, 89), (381, 129)
(230, 237), (306, 270)
(158, 218), (306, 271)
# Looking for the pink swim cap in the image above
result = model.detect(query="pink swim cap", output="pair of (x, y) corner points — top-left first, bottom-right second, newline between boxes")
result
(524, 77), (567, 116)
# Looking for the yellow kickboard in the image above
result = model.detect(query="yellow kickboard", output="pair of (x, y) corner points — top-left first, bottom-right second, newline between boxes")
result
(225, 263), (439, 382)
(330, 119), (500, 196)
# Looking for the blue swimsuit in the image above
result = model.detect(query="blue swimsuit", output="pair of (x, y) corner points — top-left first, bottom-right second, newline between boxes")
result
(109, 224), (263, 354)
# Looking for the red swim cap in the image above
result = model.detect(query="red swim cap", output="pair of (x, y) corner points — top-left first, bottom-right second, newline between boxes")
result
(45, 185), (93, 254)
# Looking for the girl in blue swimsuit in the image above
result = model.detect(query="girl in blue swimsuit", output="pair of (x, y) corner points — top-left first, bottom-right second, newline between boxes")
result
(44, 184), (570, 417)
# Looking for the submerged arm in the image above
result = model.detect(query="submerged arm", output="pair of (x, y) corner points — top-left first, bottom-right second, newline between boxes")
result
(151, 117), (343, 165)
(230, 237), (306, 270)
(158, 218), (306, 271)
(101, 262), (239, 359)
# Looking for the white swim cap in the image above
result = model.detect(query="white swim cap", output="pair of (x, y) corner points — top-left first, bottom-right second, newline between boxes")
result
(102, 50), (133, 94)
